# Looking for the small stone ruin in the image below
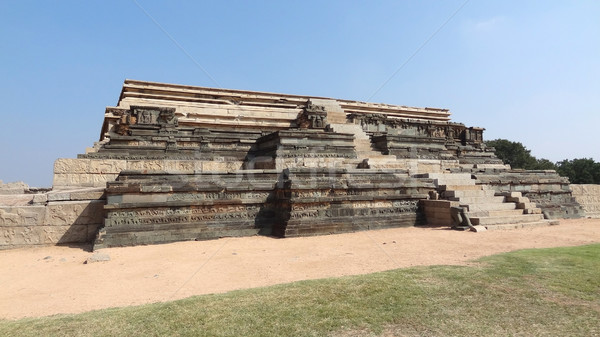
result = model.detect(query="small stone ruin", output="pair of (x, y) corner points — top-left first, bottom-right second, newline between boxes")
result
(0, 80), (590, 249)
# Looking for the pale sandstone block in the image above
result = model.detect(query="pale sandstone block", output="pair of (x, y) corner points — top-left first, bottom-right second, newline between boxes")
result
(0, 206), (46, 226)
(53, 173), (119, 188)
(69, 189), (105, 200)
(0, 194), (35, 206)
(0, 180), (29, 195)
(44, 200), (104, 226)
(163, 160), (202, 172)
(0, 226), (36, 245)
(200, 161), (243, 172)
(0, 224), (91, 246)
(32, 194), (48, 204)
(88, 159), (127, 174)
(127, 160), (166, 171)
(54, 158), (88, 174)
(47, 192), (72, 202)
(54, 158), (127, 174)
(121, 194), (168, 204)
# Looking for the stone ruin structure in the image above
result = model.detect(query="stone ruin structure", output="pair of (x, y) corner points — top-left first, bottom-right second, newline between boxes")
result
(0, 80), (590, 250)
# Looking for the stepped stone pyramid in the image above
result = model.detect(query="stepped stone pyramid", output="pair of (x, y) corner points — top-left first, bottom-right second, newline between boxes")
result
(0, 80), (585, 249)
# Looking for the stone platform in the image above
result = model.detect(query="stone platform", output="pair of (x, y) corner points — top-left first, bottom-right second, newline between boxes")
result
(95, 168), (435, 248)
(0, 80), (587, 249)
(273, 168), (433, 237)
(96, 170), (282, 248)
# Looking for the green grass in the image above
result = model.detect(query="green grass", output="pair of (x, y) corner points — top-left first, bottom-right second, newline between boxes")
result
(2, 244), (599, 337)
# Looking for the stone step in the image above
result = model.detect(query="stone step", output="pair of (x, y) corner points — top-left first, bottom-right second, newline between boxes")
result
(472, 163), (512, 170)
(523, 208), (543, 214)
(470, 213), (545, 226)
(466, 202), (518, 212)
(498, 191), (523, 198)
(329, 124), (368, 137)
(448, 196), (506, 204)
(517, 202), (537, 209)
(439, 184), (483, 191)
(355, 144), (374, 149)
(358, 155), (397, 161)
(422, 173), (473, 180)
(356, 148), (376, 153)
(361, 158), (405, 165)
(485, 220), (559, 231)
(421, 175), (477, 187)
(467, 209), (525, 218)
(433, 180), (476, 188)
(507, 196), (531, 203)
(443, 189), (496, 198)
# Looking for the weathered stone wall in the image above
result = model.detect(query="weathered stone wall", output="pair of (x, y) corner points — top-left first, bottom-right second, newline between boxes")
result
(95, 170), (282, 248)
(0, 188), (104, 249)
(53, 158), (244, 189)
(571, 184), (600, 218)
(93, 168), (436, 248)
(53, 158), (126, 188)
(273, 168), (435, 237)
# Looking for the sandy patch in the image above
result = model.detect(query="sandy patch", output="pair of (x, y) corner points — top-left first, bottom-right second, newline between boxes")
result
(1, 218), (599, 319)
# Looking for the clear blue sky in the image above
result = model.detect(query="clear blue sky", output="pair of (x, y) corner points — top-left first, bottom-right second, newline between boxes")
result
(1, 1), (598, 187)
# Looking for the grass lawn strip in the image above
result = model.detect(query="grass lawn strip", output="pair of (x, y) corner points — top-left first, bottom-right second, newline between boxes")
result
(1, 244), (598, 336)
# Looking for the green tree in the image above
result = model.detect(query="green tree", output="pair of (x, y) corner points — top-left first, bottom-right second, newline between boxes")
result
(485, 139), (537, 169)
(533, 158), (558, 170)
(486, 139), (600, 183)
(556, 158), (600, 184)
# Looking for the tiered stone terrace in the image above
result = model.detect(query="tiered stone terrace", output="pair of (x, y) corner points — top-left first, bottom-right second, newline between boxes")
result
(0, 80), (585, 249)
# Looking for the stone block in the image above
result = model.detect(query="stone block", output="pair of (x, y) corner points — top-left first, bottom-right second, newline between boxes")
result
(47, 191), (73, 202)
(32, 194), (48, 205)
(44, 200), (104, 226)
(0, 224), (92, 246)
(85, 252), (111, 263)
(0, 195), (35, 206)
(53, 173), (119, 188)
(54, 158), (127, 174)
(0, 206), (46, 226)
(69, 189), (106, 201)
(0, 180), (29, 195)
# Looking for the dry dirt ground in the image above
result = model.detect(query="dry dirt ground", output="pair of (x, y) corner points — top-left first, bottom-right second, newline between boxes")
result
(1, 218), (599, 320)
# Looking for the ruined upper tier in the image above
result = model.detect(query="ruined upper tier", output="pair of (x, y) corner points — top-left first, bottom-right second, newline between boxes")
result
(100, 79), (451, 140)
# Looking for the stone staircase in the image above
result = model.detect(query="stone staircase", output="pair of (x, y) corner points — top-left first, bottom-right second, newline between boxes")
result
(309, 98), (401, 169)
(422, 173), (558, 230)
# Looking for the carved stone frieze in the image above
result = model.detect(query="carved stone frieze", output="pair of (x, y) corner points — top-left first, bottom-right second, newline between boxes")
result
(297, 103), (328, 129)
